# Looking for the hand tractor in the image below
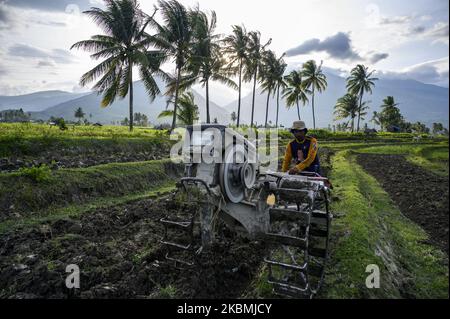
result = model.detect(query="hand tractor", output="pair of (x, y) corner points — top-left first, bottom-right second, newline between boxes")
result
(159, 124), (332, 298)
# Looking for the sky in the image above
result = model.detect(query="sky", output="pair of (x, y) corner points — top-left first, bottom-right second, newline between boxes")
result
(0, 0), (448, 102)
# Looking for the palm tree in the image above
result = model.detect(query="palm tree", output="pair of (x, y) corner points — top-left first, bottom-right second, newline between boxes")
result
(274, 54), (287, 127)
(334, 94), (360, 132)
(182, 8), (237, 123)
(74, 107), (85, 124)
(71, 0), (166, 131)
(346, 64), (378, 132)
(230, 111), (237, 125)
(381, 95), (398, 109)
(244, 31), (271, 127)
(375, 96), (403, 131)
(282, 70), (310, 121)
(223, 25), (249, 127)
(259, 50), (278, 128)
(158, 91), (199, 125)
(149, 0), (193, 131)
(302, 60), (327, 129)
(371, 111), (382, 131)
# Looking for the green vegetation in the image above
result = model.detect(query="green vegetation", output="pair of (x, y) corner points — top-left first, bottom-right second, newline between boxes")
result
(223, 25), (249, 127)
(259, 49), (287, 127)
(183, 8), (237, 123)
(334, 94), (368, 133)
(0, 182), (176, 235)
(346, 64), (377, 132)
(156, 285), (178, 299)
(0, 159), (182, 213)
(0, 123), (171, 158)
(0, 122), (168, 139)
(323, 151), (448, 298)
(282, 69), (310, 120)
(18, 164), (52, 183)
(158, 91), (200, 125)
(74, 107), (85, 124)
(0, 109), (31, 123)
(301, 60), (328, 129)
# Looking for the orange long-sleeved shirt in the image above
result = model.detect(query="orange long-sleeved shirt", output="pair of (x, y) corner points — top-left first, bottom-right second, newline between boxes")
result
(282, 136), (319, 172)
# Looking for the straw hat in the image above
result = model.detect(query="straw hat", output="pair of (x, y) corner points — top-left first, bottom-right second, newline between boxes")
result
(290, 120), (307, 131)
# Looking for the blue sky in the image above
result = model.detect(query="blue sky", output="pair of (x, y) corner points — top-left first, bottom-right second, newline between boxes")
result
(0, 0), (448, 98)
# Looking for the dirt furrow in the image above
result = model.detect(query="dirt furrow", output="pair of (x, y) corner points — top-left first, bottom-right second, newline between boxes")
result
(357, 153), (449, 252)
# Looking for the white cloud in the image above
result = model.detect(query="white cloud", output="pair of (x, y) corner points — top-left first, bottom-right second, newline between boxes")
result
(425, 22), (449, 44)
(378, 57), (449, 87)
(8, 43), (76, 64)
(379, 15), (413, 25)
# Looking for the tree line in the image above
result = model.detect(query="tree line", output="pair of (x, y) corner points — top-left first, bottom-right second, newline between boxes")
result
(0, 109), (30, 122)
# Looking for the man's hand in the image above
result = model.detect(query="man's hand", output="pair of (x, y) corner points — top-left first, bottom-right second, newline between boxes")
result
(288, 166), (300, 175)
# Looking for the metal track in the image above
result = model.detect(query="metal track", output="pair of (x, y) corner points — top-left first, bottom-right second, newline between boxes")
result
(262, 173), (332, 299)
(159, 178), (211, 268)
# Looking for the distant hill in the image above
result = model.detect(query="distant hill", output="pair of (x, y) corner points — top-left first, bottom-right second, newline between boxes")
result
(30, 79), (231, 125)
(0, 90), (90, 112)
(224, 72), (449, 128)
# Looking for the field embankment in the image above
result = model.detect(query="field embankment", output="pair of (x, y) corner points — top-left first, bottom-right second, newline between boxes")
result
(0, 160), (183, 224)
(0, 124), (173, 172)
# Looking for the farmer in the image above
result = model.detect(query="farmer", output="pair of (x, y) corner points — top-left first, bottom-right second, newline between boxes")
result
(281, 120), (321, 175)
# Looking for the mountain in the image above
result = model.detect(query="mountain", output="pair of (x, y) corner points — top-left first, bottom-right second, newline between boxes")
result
(31, 79), (231, 125)
(0, 90), (90, 112)
(224, 72), (449, 128)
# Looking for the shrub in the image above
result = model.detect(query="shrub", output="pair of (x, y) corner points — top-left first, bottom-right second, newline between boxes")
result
(56, 119), (68, 131)
(19, 164), (52, 182)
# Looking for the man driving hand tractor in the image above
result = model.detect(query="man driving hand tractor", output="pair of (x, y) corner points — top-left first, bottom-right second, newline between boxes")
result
(282, 121), (321, 175)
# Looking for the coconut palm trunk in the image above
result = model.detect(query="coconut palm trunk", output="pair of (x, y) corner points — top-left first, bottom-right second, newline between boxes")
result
(357, 89), (364, 132)
(171, 68), (182, 130)
(237, 61), (242, 127)
(311, 86), (316, 129)
(296, 98), (301, 120)
(265, 89), (270, 128)
(206, 79), (210, 123)
(276, 84), (280, 127)
(129, 61), (134, 132)
(251, 69), (257, 127)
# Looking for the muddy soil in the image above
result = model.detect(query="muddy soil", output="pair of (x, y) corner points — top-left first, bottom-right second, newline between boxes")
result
(0, 196), (266, 299)
(357, 153), (449, 252)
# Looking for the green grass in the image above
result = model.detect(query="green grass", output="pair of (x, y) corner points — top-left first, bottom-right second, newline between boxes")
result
(0, 123), (174, 158)
(0, 182), (176, 235)
(0, 159), (182, 215)
(155, 285), (178, 298)
(322, 151), (448, 298)
(0, 122), (167, 139)
(318, 138), (449, 176)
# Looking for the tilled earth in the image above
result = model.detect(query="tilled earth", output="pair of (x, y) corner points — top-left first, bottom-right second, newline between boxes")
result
(0, 197), (266, 299)
(357, 153), (449, 252)
(0, 148), (334, 299)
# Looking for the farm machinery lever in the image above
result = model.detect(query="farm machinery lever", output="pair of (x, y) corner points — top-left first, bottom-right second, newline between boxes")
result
(159, 124), (332, 298)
